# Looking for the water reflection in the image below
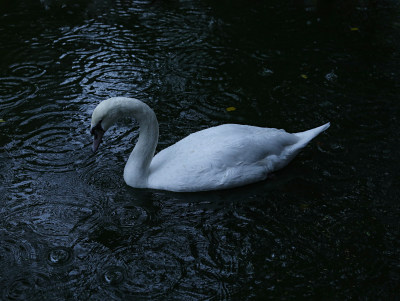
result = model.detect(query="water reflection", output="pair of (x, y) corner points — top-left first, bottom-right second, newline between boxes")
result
(0, 0), (399, 299)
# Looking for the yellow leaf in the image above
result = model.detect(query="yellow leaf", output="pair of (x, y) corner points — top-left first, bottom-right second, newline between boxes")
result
(300, 74), (308, 79)
(350, 27), (359, 31)
(0, 119), (5, 122)
(226, 106), (236, 112)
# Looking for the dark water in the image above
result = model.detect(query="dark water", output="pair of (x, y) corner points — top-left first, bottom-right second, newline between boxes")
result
(1, 0), (399, 299)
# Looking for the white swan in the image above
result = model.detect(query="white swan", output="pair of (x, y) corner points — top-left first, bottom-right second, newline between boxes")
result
(90, 97), (330, 192)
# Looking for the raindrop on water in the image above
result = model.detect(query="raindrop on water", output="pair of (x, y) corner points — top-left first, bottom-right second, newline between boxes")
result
(47, 247), (72, 266)
(325, 70), (338, 82)
(102, 266), (125, 285)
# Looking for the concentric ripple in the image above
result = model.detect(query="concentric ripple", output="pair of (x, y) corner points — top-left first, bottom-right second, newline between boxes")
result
(79, 161), (125, 189)
(9, 62), (46, 78)
(0, 230), (38, 266)
(54, 22), (151, 99)
(2, 271), (52, 301)
(97, 250), (182, 299)
(7, 110), (89, 173)
(0, 77), (37, 111)
(101, 266), (126, 285)
(3, 198), (100, 241)
(0, 231), (51, 301)
(46, 247), (73, 266)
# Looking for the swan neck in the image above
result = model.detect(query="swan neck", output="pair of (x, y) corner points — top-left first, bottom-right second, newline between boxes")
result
(123, 101), (159, 187)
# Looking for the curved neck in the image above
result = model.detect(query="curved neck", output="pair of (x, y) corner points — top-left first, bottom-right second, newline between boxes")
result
(121, 100), (159, 187)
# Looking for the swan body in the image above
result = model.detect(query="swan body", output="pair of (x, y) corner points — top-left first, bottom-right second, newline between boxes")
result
(91, 97), (330, 192)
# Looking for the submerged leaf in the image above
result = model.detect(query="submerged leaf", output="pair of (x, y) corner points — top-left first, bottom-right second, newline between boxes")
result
(226, 107), (236, 112)
(300, 74), (308, 79)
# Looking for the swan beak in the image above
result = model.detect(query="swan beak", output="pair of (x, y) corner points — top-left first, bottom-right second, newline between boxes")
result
(91, 126), (105, 153)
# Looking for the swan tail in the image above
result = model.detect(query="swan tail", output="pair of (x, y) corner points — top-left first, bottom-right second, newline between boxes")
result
(278, 122), (330, 168)
(294, 122), (330, 147)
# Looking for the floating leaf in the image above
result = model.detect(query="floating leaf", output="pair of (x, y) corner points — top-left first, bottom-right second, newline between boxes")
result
(226, 107), (236, 112)
(350, 27), (359, 31)
(0, 119), (5, 122)
(300, 74), (308, 79)
(300, 203), (310, 210)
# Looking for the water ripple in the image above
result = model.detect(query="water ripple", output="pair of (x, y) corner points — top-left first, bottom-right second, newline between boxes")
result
(101, 266), (126, 285)
(0, 231), (54, 301)
(3, 201), (94, 239)
(98, 249), (182, 299)
(46, 247), (73, 266)
(55, 22), (152, 99)
(0, 230), (37, 266)
(9, 62), (46, 78)
(2, 272), (51, 301)
(79, 157), (125, 189)
(7, 110), (88, 173)
(0, 152), (14, 202)
(0, 77), (37, 111)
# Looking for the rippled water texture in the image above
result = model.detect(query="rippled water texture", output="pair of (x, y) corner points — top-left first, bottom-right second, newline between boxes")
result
(1, 0), (400, 299)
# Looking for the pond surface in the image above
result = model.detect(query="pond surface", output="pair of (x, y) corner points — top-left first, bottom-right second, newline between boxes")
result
(1, 0), (399, 299)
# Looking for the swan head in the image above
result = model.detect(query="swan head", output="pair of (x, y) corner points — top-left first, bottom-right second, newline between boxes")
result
(90, 98), (123, 152)
(90, 97), (155, 152)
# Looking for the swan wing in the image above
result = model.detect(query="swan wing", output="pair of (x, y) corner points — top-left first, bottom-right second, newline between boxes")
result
(148, 124), (299, 191)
